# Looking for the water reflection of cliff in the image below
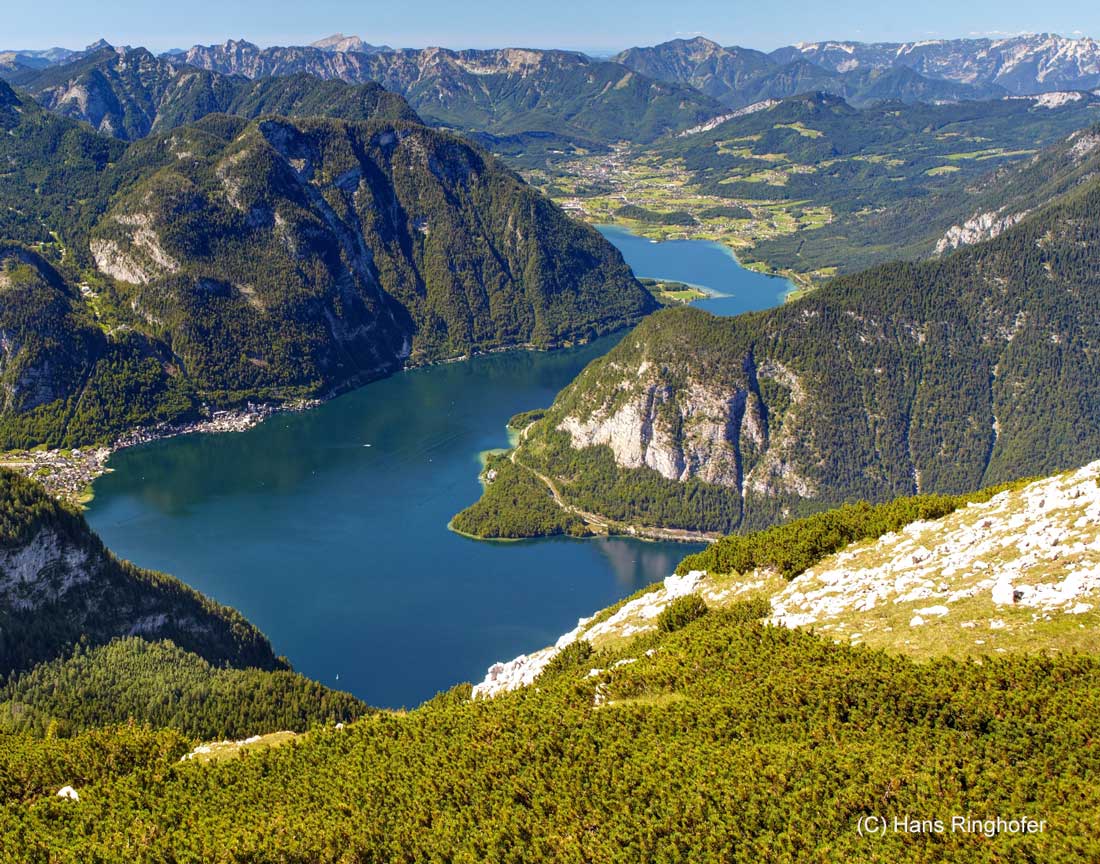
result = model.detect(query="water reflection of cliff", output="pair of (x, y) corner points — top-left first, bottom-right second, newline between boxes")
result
(592, 538), (705, 591)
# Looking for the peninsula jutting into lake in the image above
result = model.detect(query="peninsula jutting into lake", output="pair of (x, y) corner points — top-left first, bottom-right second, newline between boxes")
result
(3, 6), (1100, 859)
(83, 227), (784, 706)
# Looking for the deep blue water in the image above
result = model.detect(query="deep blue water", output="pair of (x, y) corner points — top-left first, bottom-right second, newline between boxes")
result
(84, 229), (784, 708)
(596, 224), (793, 316)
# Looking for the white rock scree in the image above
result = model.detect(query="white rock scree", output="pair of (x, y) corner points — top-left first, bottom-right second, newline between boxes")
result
(473, 461), (1100, 697)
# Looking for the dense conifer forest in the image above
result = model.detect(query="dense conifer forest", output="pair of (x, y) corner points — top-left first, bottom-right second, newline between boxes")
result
(2, 599), (1098, 861)
(0, 80), (654, 449)
(458, 171), (1100, 536)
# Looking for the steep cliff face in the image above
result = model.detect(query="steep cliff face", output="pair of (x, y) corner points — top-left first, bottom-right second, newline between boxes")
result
(557, 365), (768, 490)
(491, 174), (1100, 534)
(0, 470), (281, 676)
(935, 210), (1029, 253)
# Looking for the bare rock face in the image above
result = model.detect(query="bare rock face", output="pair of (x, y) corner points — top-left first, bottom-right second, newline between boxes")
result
(89, 226), (179, 285)
(0, 470), (282, 675)
(553, 350), (822, 509)
(0, 527), (94, 611)
(936, 210), (1029, 254)
(1069, 129), (1100, 159)
(558, 372), (758, 489)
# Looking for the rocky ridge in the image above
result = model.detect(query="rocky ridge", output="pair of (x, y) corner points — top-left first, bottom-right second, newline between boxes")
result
(472, 461), (1100, 698)
(472, 570), (707, 698)
(770, 460), (1100, 650)
(773, 33), (1100, 94)
(935, 209), (1030, 253)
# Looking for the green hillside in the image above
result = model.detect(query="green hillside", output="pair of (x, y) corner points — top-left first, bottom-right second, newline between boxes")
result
(750, 121), (1100, 274)
(0, 82), (655, 449)
(1, 638), (367, 740)
(456, 169), (1100, 537)
(533, 93), (1100, 285)
(1, 589), (1097, 860)
(651, 93), (1100, 217)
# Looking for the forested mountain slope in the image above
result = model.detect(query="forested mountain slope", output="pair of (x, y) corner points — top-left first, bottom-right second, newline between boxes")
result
(88, 114), (653, 386)
(652, 91), (1100, 216)
(0, 469), (368, 740)
(458, 172), (1100, 535)
(4, 470), (1100, 859)
(4, 46), (418, 140)
(1, 638), (367, 740)
(629, 91), (1100, 278)
(752, 122), (1100, 274)
(0, 82), (125, 247)
(0, 82), (654, 449)
(0, 469), (277, 675)
(932, 125), (1100, 251)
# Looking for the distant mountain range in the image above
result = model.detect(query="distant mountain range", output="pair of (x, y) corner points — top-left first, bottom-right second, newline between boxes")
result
(772, 33), (1100, 94)
(619, 34), (1100, 104)
(6, 33), (1100, 151)
(614, 37), (1007, 108)
(8, 32), (1100, 106)
(3, 46), (418, 140)
(179, 41), (724, 145)
(1, 41), (723, 149)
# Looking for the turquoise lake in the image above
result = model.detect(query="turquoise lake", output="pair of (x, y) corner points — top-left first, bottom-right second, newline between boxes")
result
(595, 224), (793, 316)
(84, 229), (790, 707)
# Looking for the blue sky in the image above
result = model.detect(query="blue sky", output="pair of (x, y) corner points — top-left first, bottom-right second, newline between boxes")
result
(4, 0), (1098, 54)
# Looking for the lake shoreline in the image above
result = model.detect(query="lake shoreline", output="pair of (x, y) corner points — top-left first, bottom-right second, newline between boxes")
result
(5, 224), (795, 507)
(594, 221), (809, 301)
(1, 399), (322, 506)
(84, 332), (704, 706)
(1, 323), (643, 507)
